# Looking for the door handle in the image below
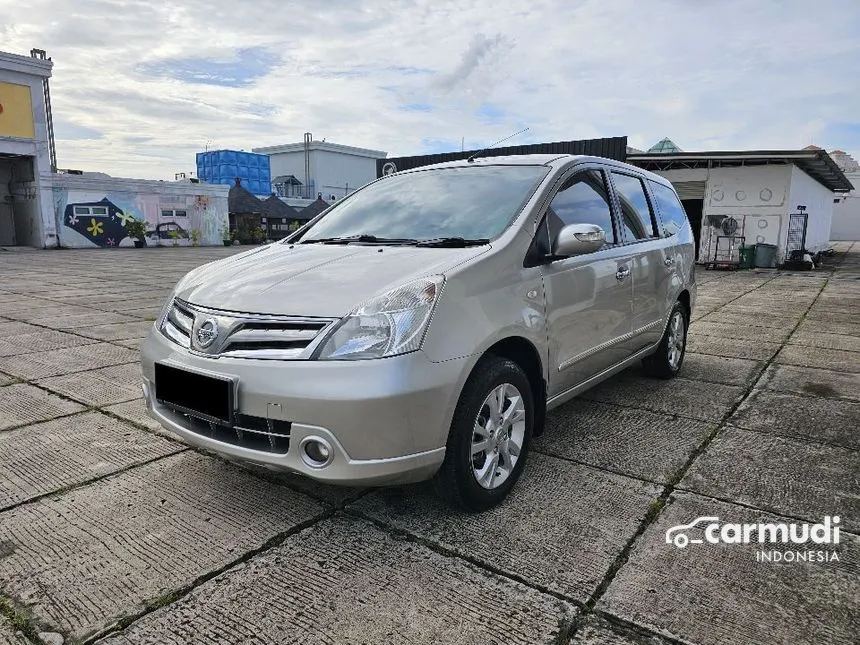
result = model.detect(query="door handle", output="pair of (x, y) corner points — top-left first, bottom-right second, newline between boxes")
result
(616, 266), (630, 280)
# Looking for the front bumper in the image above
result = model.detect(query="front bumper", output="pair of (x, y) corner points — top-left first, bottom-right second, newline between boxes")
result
(141, 328), (469, 485)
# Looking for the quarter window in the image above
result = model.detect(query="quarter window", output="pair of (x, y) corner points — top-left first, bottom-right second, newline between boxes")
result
(648, 180), (688, 237)
(611, 172), (656, 241)
(545, 170), (616, 247)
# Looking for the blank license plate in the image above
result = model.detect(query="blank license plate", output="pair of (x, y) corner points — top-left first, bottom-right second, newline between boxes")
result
(155, 362), (233, 424)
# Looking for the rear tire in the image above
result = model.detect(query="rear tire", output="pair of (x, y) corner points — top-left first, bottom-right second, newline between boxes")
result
(434, 356), (534, 512)
(642, 301), (688, 379)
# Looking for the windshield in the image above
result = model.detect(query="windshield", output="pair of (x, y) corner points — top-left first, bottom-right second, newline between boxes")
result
(298, 165), (549, 243)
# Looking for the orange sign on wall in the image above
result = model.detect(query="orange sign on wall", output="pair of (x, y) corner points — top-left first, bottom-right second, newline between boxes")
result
(0, 82), (36, 139)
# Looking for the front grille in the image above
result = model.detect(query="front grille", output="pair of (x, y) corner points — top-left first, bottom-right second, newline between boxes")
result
(172, 408), (292, 454)
(159, 299), (337, 359)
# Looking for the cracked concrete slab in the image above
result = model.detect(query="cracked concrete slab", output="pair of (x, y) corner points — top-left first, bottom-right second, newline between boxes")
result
(0, 452), (325, 641)
(685, 334), (783, 361)
(36, 363), (142, 407)
(680, 426), (860, 532)
(675, 353), (762, 386)
(0, 343), (139, 380)
(0, 411), (182, 510)
(534, 399), (713, 484)
(352, 452), (661, 603)
(581, 374), (744, 422)
(102, 399), (167, 436)
(99, 515), (576, 645)
(599, 493), (859, 645)
(0, 384), (84, 430)
(570, 616), (672, 644)
(729, 389), (860, 449)
(0, 372), (16, 387)
(758, 364), (860, 401)
(775, 344), (860, 373)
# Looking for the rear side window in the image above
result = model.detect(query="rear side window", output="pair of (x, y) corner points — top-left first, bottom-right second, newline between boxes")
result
(648, 180), (688, 237)
(545, 170), (616, 245)
(610, 172), (657, 241)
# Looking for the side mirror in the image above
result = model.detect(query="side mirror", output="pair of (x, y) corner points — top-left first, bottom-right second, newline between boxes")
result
(552, 223), (607, 257)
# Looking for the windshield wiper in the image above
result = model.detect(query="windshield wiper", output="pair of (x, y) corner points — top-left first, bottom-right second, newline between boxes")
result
(413, 237), (491, 248)
(301, 234), (417, 245)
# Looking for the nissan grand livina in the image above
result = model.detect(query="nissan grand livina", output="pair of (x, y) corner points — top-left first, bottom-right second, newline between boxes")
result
(141, 154), (696, 511)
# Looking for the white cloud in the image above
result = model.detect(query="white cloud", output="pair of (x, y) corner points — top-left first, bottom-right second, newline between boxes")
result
(2, 0), (859, 178)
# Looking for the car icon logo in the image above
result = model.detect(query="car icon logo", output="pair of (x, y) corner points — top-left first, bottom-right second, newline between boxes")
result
(665, 516), (719, 548)
(195, 317), (219, 349)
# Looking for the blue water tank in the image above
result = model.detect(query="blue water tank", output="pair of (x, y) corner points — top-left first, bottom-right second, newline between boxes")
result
(196, 150), (272, 195)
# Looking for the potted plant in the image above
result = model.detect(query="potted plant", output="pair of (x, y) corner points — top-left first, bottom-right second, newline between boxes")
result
(190, 228), (201, 247)
(168, 229), (181, 247)
(221, 225), (233, 246)
(125, 219), (149, 248)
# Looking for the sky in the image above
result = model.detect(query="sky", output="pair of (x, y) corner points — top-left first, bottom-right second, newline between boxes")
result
(2, 0), (859, 179)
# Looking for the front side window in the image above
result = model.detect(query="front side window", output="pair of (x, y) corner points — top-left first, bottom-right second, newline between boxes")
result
(648, 180), (688, 237)
(299, 165), (549, 242)
(611, 172), (656, 241)
(544, 170), (616, 247)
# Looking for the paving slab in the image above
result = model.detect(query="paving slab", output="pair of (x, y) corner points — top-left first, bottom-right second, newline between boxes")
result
(680, 426), (860, 532)
(235, 462), (365, 507)
(0, 372), (16, 386)
(699, 311), (798, 331)
(0, 322), (41, 337)
(0, 343), (139, 380)
(688, 320), (790, 343)
(37, 363), (142, 407)
(730, 389), (860, 449)
(599, 492), (859, 645)
(0, 453), (325, 641)
(119, 307), (161, 320)
(580, 374), (744, 422)
(352, 453), (661, 603)
(758, 364), (860, 401)
(787, 330), (860, 353)
(775, 344), (860, 374)
(685, 334), (783, 361)
(570, 616), (672, 645)
(74, 321), (154, 342)
(0, 330), (97, 357)
(25, 312), (138, 329)
(796, 318), (860, 338)
(674, 353), (762, 386)
(0, 384), (84, 430)
(99, 515), (575, 645)
(115, 338), (145, 350)
(0, 411), (182, 510)
(103, 398), (166, 436)
(534, 399), (713, 484)
(804, 309), (860, 325)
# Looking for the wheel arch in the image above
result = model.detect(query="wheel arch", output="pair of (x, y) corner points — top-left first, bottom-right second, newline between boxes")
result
(483, 336), (547, 437)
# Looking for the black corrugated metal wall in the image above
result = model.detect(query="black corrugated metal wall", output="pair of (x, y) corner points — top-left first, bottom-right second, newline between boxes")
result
(376, 136), (627, 177)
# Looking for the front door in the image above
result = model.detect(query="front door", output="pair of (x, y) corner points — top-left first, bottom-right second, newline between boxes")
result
(540, 168), (635, 396)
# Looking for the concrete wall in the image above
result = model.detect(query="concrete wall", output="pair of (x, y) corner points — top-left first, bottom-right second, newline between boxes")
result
(831, 171), (860, 241)
(0, 51), (54, 247)
(787, 165), (835, 254)
(51, 174), (228, 248)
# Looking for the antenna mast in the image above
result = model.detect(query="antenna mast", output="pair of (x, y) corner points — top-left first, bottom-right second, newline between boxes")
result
(467, 127), (530, 162)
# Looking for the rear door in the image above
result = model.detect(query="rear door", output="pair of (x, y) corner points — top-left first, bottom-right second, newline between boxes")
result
(538, 166), (636, 396)
(649, 178), (695, 297)
(607, 170), (673, 351)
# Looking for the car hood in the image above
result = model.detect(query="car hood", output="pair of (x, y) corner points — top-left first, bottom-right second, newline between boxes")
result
(176, 243), (489, 317)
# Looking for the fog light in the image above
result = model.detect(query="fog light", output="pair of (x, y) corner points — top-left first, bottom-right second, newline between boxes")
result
(301, 437), (333, 467)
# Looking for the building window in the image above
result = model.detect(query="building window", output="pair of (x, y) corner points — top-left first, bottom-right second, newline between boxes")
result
(161, 209), (187, 218)
(73, 205), (109, 217)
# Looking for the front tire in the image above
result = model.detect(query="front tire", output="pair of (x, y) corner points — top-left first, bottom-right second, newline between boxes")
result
(434, 356), (534, 512)
(642, 301), (688, 379)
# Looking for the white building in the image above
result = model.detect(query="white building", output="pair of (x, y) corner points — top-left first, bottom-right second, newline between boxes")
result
(253, 137), (387, 201)
(829, 150), (860, 241)
(628, 148), (853, 265)
(0, 49), (55, 247)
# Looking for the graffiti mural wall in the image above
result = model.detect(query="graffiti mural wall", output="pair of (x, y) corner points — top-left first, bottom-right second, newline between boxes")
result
(52, 176), (229, 249)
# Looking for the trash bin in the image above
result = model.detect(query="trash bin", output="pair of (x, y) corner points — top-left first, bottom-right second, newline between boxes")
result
(754, 243), (778, 268)
(739, 245), (756, 269)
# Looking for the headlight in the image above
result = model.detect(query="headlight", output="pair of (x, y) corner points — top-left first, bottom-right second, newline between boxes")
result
(315, 275), (444, 360)
(156, 294), (175, 330)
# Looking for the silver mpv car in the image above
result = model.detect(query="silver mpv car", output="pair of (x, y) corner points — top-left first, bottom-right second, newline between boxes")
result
(141, 154), (696, 511)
